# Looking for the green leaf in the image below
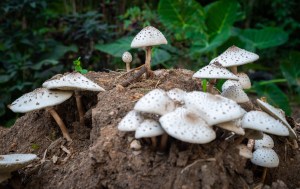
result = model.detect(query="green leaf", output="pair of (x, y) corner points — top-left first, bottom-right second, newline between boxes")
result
(205, 0), (239, 36)
(80, 69), (88, 74)
(280, 51), (300, 93)
(238, 27), (289, 50)
(252, 82), (291, 115)
(158, 0), (206, 39)
(46, 44), (78, 60)
(152, 49), (172, 66)
(95, 36), (134, 57)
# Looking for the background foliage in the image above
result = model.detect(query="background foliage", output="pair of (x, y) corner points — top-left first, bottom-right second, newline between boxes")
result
(0, 0), (299, 126)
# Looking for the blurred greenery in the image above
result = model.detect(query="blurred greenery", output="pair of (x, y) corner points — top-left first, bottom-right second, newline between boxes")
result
(0, 0), (299, 126)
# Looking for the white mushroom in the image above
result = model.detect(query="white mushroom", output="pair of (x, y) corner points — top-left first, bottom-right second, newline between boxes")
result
(8, 88), (73, 141)
(237, 72), (251, 89)
(222, 80), (243, 92)
(254, 134), (274, 150)
(122, 51), (132, 72)
(117, 110), (144, 131)
(216, 118), (245, 135)
(167, 88), (186, 104)
(242, 111), (289, 136)
(159, 107), (216, 144)
(237, 144), (253, 159)
(221, 85), (250, 103)
(251, 148), (279, 168)
(0, 154), (37, 183)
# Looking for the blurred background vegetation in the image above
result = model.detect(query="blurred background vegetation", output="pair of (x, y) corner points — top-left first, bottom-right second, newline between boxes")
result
(0, 0), (299, 127)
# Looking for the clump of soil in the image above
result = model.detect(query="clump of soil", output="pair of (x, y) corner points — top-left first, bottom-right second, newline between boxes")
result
(0, 69), (299, 189)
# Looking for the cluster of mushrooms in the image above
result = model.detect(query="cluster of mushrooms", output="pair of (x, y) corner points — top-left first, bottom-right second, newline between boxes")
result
(118, 26), (297, 177)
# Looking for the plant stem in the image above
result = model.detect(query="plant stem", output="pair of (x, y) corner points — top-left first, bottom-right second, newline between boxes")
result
(126, 62), (130, 72)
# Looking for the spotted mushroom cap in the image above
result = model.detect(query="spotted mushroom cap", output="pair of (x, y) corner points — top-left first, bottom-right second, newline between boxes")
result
(237, 72), (251, 89)
(159, 107), (216, 144)
(193, 62), (239, 80)
(237, 144), (253, 159)
(184, 91), (246, 125)
(134, 89), (175, 115)
(0, 154), (37, 174)
(221, 80), (243, 92)
(216, 118), (245, 135)
(254, 133), (274, 150)
(131, 26), (167, 48)
(43, 72), (105, 92)
(8, 88), (73, 113)
(117, 110), (144, 132)
(167, 88), (186, 104)
(122, 51), (132, 63)
(135, 119), (164, 139)
(241, 111), (289, 136)
(256, 99), (297, 139)
(251, 148), (279, 168)
(221, 85), (249, 103)
(210, 45), (259, 67)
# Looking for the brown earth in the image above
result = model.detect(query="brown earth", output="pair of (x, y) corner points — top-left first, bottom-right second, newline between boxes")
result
(0, 69), (300, 189)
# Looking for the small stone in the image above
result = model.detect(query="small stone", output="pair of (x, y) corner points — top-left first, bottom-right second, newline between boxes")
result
(130, 140), (142, 151)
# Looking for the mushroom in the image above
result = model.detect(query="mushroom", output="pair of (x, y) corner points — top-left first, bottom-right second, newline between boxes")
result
(210, 45), (259, 74)
(221, 85), (254, 110)
(237, 144), (253, 159)
(131, 26), (168, 77)
(184, 91), (246, 125)
(251, 147), (279, 168)
(43, 72), (105, 126)
(216, 118), (245, 135)
(135, 119), (165, 149)
(193, 62), (238, 93)
(236, 72), (251, 89)
(8, 88), (73, 141)
(222, 80), (243, 92)
(254, 133), (274, 150)
(167, 88), (186, 105)
(0, 154), (37, 183)
(122, 51), (132, 72)
(256, 99), (297, 139)
(159, 107), (216, 144)
(241, 111), (289, 136)
(117, 110), (144, 131)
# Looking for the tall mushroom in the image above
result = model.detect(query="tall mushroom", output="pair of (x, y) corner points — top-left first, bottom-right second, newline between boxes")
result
(43, 72), (105, 126)
(8, 88), (73, 141)
(131, 26), (167, 77)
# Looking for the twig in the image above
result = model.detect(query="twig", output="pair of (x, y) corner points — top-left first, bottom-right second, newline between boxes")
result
(121, 66), (147, 87)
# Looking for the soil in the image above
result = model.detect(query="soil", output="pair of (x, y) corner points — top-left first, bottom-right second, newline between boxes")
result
(0, 69), (300, 189)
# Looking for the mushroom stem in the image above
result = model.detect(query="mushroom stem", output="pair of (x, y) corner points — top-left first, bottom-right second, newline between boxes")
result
(231, 66), (238, 75)
(208, 79), (217, 93)
(261, 167), (268, 184)
(159, 133), (168, 152)
(47, 107), (72, 142)
(150, 137), (157, 149)
(75, 90), (85, 126)
(145, 46), (152, 78)
(247, 139), (255, 151)
(126, 62), (130, 72)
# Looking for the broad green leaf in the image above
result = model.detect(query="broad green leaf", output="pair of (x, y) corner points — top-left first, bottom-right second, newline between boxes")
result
(252, 82), (291, 115)
(95, 36), (134, 57)
(205, 0), (239, 36)
(152, 49), (171, 66)
(46, 44), (78, 60)
(238, 27), (289, 50)
(280, 51), (300, 93)
(158, 0), (206, 39)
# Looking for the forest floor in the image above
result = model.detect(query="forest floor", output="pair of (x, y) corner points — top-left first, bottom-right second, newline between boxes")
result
(0, 69), (300, 189)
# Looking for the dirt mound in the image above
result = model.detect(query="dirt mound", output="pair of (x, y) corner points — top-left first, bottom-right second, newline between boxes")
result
(1, 69), (299, 189)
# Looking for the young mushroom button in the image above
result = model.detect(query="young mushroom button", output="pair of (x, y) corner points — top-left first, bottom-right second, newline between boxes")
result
(251, 148), (279, 168)
(122, 51), (132, 72)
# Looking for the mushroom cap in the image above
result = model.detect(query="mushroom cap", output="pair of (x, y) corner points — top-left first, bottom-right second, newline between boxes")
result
(135, 119), (164, 139)
(0, 154), (37, 174)
(210, 45), (259, 67)
(216, 118), (245, 135)
(193, 62), (239, 80)
(159, 107), (216, 144)
(241, 111), (289, 136)
(131, 26), (167, 48)
(117, 110), (144, 132)
(134, 89), (175, 115)
(43, 72), (105, 92)
(237, 73), (251, 89)
(167, 88), (186, 104)
(254, 133), (274, 150)
(256, 99), (297, 139)
(8, 88), (73, 113)
(184, 91), (246, 125)
(237, 144), (253, 159)
(221, 85), (249, 103)
(221, 80), (243, 92)
(122, 51), (132, 63)
(251, 148), (279, 168)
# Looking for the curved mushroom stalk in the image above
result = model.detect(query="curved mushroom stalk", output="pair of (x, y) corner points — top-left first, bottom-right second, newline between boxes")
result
(47, 107), (72, 142)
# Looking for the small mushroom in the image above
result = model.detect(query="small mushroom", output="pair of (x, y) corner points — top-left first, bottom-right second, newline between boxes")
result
(222, 80), (243, 92)
(254, 133), (274, 150)
(216, 118), (245, 135)
(167, 88), (186, 104)
(221, 85), (253, 110)
(159, 107), (216, 144)
(193, 62), (238, 93)
(131, 26), (167, 77)
(43, 72), (105, 126)
(251, 148), (279, 168)
(8, 88), (73, 141)
(117, 110), (144, 131)
(0, 154), (37, 183)
(236, 72), (251, 89)
(237, 144), (253, 159)
(122, 51), (132, 72)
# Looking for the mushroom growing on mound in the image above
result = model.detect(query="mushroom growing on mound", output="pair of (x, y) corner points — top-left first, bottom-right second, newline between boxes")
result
(8, 88), (73, 141)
